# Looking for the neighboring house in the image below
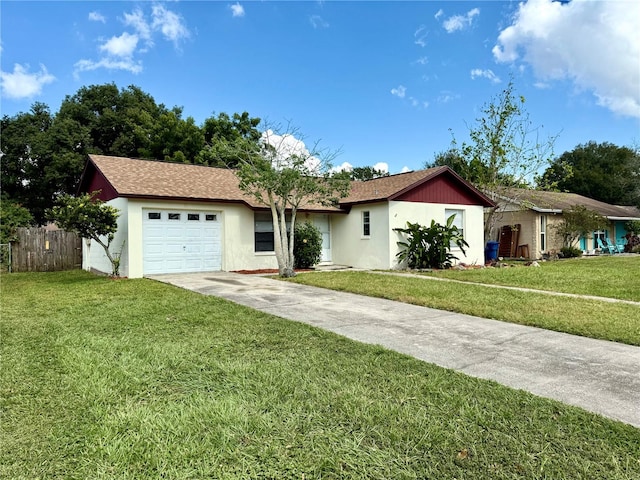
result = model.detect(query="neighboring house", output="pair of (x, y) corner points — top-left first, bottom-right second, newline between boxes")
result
(492, 188), (640, 258)
(79, 155), (495, 277)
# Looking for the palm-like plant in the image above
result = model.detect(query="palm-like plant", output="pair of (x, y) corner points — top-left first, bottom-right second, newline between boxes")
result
(394, 215), (468, 269)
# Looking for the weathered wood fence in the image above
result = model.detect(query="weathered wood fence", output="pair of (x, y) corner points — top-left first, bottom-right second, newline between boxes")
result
(8, 227), (82, 272)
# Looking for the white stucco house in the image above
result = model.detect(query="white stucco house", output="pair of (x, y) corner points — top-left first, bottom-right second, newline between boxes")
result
(79, 155), (495, 277)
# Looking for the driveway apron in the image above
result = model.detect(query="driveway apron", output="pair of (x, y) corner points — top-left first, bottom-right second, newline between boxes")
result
(148, 272), (640, 428)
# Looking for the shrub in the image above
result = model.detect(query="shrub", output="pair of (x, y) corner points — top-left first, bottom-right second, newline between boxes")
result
(294, 222), (322, 268)
(560, 246), (583, 258)
(394, 215), (468, 270)
(0, 197), (34, 244)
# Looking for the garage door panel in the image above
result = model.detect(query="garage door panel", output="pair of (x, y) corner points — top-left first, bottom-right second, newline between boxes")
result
(143, 209), (222, 275)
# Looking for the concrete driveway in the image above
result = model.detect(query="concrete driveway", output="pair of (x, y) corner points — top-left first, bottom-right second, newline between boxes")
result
(148, 271), (640, 428)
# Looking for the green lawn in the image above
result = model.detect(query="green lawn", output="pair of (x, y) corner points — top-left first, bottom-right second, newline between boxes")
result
(286, 269), (640, 346)
(2, 271), (639, 479)
(422, 256), (640, 302)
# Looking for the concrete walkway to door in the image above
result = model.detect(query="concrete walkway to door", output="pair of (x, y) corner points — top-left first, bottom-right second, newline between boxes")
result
(148, 272), (640, 428)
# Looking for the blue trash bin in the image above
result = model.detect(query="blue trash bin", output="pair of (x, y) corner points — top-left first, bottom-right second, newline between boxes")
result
(485, 241), (499, 263)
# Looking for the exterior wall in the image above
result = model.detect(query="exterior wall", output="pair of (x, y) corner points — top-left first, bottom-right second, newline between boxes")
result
(82, 197), (129, 276)
(331, 203), (391, 269)
(493, 209), (565, 258)
(389, 201), (485, 267)
(332, 201), (485, 269)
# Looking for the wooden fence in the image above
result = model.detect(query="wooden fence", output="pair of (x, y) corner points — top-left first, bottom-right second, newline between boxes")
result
(9, 227), (82, 272)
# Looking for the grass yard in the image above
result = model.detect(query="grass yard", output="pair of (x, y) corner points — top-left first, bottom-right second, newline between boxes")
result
(422, 256), (640, 302)
(2, 271), (639, 479)
(286, 270), (640, 346)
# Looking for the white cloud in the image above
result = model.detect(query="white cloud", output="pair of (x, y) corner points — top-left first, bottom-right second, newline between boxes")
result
(372, 162), (389, 173)
(0, 63), (55, 99)
(437, 91), (460, 104)
(493, 0), (640, 118)
(89, 11), (106, 23)
(391, 85), (406, 98)
(310, 15), (329, 29)
(123, 8), (152, 43)
(151, 4), (190, 45)
(330, 161), (353, 174)
(76, 5), (191, 78)
(230, 3), (245, 18)
(74, 58), (143, 77)
(434, 9), (444, 20)
(470, 68), (501, 84)
(400, 166), (411, 173)
(99, 32), (139, 57)
(414, 25), (428, 47)
(261, 130), (321, 172)
(413, 56), (428, 66)
(442, 8), (480, 33)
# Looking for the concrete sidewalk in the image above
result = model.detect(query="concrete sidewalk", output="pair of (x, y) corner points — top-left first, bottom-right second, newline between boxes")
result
(148, 271), (640, 428)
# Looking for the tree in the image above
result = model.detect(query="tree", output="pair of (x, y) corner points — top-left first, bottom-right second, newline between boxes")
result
(349, 166), (390, 181)
(394, 215), (468, 269)
(48, 192), (121, 276)
(552, 205), (608, 248)
(539, 141), (640, 206)
(435, 80), (557, 242)
(196, 112), (262, 168)
(234, 125), (351, 277)
(0, 103), (54, 224)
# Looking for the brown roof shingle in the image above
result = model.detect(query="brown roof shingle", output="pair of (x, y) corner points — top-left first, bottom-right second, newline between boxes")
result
(340, 167), (447, 204)
(87, 154), (342, 211)
(503, 188), (640, 219)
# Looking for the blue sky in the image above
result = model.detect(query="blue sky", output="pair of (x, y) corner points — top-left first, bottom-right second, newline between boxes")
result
(2, 0), (639, 174)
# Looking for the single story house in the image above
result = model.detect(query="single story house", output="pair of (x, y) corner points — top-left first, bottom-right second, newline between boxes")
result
(79, 155), (495, 277)
(491, 188), (640, 258)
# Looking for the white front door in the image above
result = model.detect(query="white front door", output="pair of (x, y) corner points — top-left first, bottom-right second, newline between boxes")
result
(313, 215), (331, 262)
(143, 209), (222, 274)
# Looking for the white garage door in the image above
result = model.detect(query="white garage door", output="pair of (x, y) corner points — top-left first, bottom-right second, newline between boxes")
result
(143, 209), (222, 274)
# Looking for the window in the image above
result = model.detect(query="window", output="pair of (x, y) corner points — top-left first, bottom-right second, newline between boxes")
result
(445, 209), (464, 246)
(147, 212), (161, 220)
(254, 212), (292, 252)
(205, 214), (217, 221)
(594, 230), (607, 249)
(255, 212), (274, 252)
(188, 213), (200, 221)
(168, 213), (180, 220)
(362, 211), (370, 237)
(540, 215), (547, 252)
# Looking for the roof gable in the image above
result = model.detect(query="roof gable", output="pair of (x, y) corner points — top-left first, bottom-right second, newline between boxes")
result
(340, 167), (495, 207)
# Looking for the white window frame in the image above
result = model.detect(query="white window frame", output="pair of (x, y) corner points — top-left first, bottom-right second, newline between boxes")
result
(540, 215), (547, 252)
(445, 209), (464, 248)
(362, 211), (371, 238)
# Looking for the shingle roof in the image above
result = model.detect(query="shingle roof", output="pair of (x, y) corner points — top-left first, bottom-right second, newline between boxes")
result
(86, 154), (342, 211)
(85, 155), (494, 211)
(340, 167), (447, 204)
(502, 188), (640, 219)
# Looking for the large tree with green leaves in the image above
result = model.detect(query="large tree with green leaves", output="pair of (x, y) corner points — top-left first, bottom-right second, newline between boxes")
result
(428, 80), (557, 242)
(538, 141), (640, 206)
(1, 83), (263, 224)
(234, 125), (350, 277)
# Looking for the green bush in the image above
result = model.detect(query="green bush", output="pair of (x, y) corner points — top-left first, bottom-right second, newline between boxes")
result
(294, 222), (322, 268)
(394, 215), (468, 269)
(0, 197), (34, 244)
(560, 246), (583, 258)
